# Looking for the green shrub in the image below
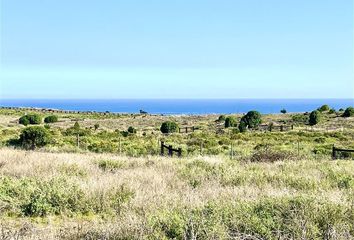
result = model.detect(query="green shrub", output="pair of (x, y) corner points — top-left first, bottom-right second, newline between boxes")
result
(280, 109), (287, 114)
(238, 120), (247, 132)
(127, 126), (137, 134)
(240, 111), (262, 129)
(309, 110), (321, 126)
(342, 107), (354, 117)
(224, 116), (237, 128)
(94, 123), (100, 130)
(19, 126), (50, 150)
(217, 115), (226, 122)
(97, 159), (125, 171)
(292, 114), (309, 124)
(328, 108), (336, 114)
(19, 116), (30, 126)
(19, 114), (42, 125)
(318, 105), (330, 112)
(160, 121), (179, 134)
(44, 115), (58, 123)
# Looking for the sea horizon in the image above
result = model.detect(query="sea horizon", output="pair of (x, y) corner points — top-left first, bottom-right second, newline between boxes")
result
(1, 98), (353, 115)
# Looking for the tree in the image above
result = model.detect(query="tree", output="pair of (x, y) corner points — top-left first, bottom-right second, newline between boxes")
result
(224, 116), (237, 128)
(328, 108), (336, 114)
(280, 109), (287, 114)
(318, 105), (330, 112)
(309, 110), (321, 126)
(19, 126), (50, 150)
(160, 121), (179, 134)
(94, 124), (100, 131)
(240, 111), (262, 129)
(343, 107), (354, 117)
(44, 115), (58, 123)
(127, 126), (136, 134)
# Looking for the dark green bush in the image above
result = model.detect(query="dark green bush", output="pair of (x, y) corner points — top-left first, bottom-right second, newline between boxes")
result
(19, 114), (42, 125)
(309, 110), (321, 126)
(318, 105), (330, 112)
(217, 115), (226, 122)
(224, 116), (237, 128)
(94, 123), (100, 130)
(240, 111), (262, 129)
(19, 116), (30, 126)
(19, 126), (50, 150)
(44, 115), (58, 123)
(328, 108), (336, 114)
(342, 107), (354, 117)
(160, 121), (179, 134)
(127, 126), (137, 134)
(238, 120), (247, 132)
(280, 109), (287, 114)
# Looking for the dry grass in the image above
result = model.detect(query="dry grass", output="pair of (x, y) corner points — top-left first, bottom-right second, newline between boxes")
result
(0, 148), (353, 239)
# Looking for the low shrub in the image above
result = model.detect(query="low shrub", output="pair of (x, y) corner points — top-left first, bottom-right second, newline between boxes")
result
(44, 115), (58, 123)
(224, 116), (237, 128)
(19, 126), (50, 150)
(309, 110), (321, 126)
(343, 107), (354, 117)
(318, 104), (330, 112)
(160, 121), (179, 134)
(19, 114), (42, 125)
(127, 126), (137, 134)
(249, 149), (295, 163)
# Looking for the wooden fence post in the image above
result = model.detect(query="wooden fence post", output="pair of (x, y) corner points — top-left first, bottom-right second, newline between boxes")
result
(161, 141), (164, 156)
(280, 126), (284, 132)
(76, 134), (80, 148)
(168, 145), (173, 157)
(332, 145), (336, 160)
(178, 148), (182, 157)
(119, 138), (122, 155)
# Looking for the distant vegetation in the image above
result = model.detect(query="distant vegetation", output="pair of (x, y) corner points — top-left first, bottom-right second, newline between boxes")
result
(343, 107), (354, 117)
(309, 110), (321, 126)
(160, 121), (179, 134)
(19, 114), (42, 125)
(44, 115), (58, 123)
(224, 116), (237, 128)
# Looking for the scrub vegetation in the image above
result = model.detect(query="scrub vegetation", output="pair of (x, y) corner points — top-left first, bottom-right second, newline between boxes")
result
(0, 106), (353, 239)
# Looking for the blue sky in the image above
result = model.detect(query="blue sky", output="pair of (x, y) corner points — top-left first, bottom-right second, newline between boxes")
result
(0, 0), (353, 99)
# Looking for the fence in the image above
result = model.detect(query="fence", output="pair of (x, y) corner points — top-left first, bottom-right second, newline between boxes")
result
(179, 126), (196, 134)
(160, 141), (182, 157)
(332, 145), (354, 160)
(257, 124), (294, 132)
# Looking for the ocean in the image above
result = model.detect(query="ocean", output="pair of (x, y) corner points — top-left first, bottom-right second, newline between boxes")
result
(0, 99), (353, 115)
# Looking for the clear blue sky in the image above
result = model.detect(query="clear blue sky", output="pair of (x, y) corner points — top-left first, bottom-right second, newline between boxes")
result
(0, 0), (353, 99)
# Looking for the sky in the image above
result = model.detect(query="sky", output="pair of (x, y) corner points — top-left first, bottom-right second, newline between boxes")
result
(0, 0), (353, 99)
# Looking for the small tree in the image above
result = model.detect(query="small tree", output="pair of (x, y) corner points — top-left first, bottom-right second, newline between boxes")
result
(44, 115), (58, 123)
(343, 107), (354, 117)
(309, 110), (321, 126)
(19, 126), (50, 150)
(280, 109), (287, 114)
(224, 116), (237, 128)
(160, 121), (179, 134)
(318, 105), (330, 112)
(94, 124), (100, 131)
(127, 126), (137, 134)
(241, 111), (262, 129)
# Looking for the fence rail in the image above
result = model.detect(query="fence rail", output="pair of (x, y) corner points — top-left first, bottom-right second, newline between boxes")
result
(179, 126), (196, 134)
(332, 145), (354, 160)
(160, 141), (182, 157)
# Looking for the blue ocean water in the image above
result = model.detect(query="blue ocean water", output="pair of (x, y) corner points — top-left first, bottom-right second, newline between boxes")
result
(0, 99), (353, 115)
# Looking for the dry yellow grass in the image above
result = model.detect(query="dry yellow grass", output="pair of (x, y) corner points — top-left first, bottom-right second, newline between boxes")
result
(0, 147), (353, 239)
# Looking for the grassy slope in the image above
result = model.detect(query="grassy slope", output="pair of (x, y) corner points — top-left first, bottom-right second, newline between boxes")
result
(0, 149), (353, 239)
(0, 109), (353, 239)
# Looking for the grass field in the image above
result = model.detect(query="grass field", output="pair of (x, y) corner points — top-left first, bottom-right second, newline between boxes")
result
(0, 108), (353, 239)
